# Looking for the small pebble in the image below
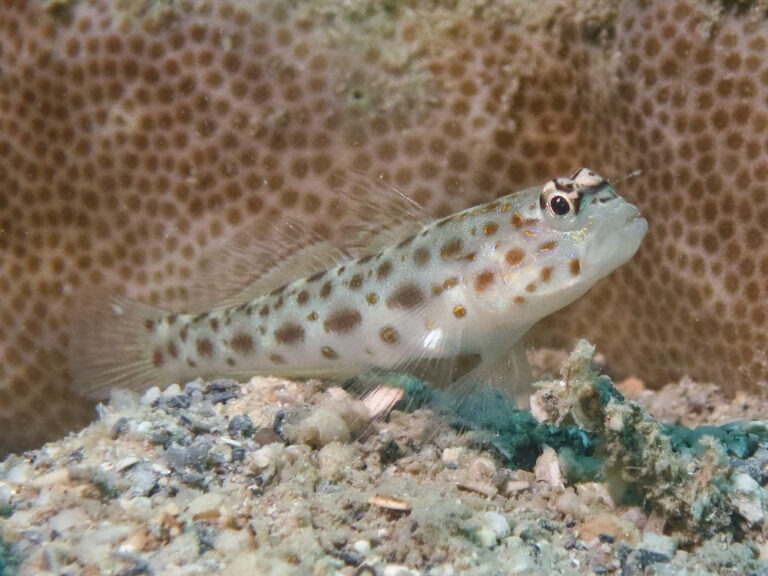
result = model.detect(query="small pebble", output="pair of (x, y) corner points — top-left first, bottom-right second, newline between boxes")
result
(165, 394), (191, 409)
(353, 539), (371, 555)
(141, 387), (161, 406)
(111, 417), (130, 439)
(482, 511), (511, 540)
(534, 447), (564, 489)
(187, 492), (224, 520)
(442, 447), (465, 468)
(638, 531), (676, 561)
(228, 414), (254, 438)
(231, 446), (246, 462)
(6, 464), (31, 484)
(162, 383), (183, 397)
(729, 472), (766, 526)
(30, 468), (70, 488)
(124, 462), (160, 497)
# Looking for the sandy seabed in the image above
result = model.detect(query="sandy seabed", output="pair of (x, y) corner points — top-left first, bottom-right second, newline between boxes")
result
(1, 345), (767, 576)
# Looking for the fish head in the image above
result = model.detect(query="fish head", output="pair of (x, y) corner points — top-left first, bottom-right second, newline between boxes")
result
(537, 167), (648, 281)
(467, 168), (648, 322)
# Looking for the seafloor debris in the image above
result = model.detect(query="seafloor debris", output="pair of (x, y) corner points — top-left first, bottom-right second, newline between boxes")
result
(530, 340), (768, 538)
(0, 346), (767, 574)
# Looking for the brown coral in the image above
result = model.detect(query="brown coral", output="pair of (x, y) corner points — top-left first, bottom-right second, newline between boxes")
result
(0, 0), (765, 454)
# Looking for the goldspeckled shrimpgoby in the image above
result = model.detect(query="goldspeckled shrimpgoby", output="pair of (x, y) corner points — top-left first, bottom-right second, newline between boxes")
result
(0, 0), (765, 454)
(71, 169), (647, 414)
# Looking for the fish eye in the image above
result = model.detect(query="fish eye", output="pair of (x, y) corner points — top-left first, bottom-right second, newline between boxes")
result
(548, 193), (573, 216)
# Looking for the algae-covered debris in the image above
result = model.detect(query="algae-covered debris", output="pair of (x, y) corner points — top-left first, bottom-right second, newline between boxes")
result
(0, 534), (19, 576)
(529, 340), (768, 537)
(407, 339), (767, 538)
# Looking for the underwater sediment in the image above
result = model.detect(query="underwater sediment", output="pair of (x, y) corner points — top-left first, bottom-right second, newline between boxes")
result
(1, 342), (767, 574)
(0, 0), (767, 453)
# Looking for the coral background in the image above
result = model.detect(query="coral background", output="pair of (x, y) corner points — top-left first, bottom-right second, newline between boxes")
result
(0, 0), (766, 453)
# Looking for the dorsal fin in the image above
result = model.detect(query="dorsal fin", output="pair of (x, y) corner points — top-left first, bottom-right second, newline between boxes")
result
(187, 169), (434, 312)
(186, 218), (347, 312)
(329, 169), (433, 256)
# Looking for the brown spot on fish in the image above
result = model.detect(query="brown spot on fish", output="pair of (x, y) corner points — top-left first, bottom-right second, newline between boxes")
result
(187, 358), (198, 368)
(397, 235), (415, 250)
(413, 247), (430, 266)
(196, 338), (214, 357)
(152, 348), (164, 367)
(231, 332), (254, 353)
(274, 322), (305, 345)
(464, 251), (477, 262)
(274, 296), (285, 310)
(514, 296), (526, 305)
(297, 290), (310, 305)
(453, 305), (467, 318)
(541, 266), (554, 282)
(570, 258), (581, 275)
(379, 325), (400, 345)
(505, 248), (525, 266)
(440, 238), (463, 260)
(269, 353), (286, 365)
(432, 285), (443, 296)
(539, 240), (558, 252)
(511, 211), (524, 227)
(227, 358), (236, 367)
(307, 270), (326, 283)
(376, 260), (393, 280)
(482, 201), (501, 213)
(475, 270), (495, 292)
(209, 317), (219, 332)
(324, 308), (362, 334)
(321, 346), (339, 360)
(320, 281), (333, 298)
(349, 273), (364, 290)
(167, 341), (178, 358)
(167, 314), (178, 325)
(307, 311), (318, 321)
(337, 266), (346, 276)
(144, 319), (155, 331)
(443, 277), (459, 289)
(366, 293), (378, 305)
(386, 283), (425, 310)
(259, 305), (269, 317)
(179, 326), (189, 342)
(526, 283), (537, 293)
(483, 222), (499, 236)
(358, 254), (374, 265)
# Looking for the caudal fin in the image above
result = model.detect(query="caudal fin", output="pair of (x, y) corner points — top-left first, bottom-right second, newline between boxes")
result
(69, 293), (173, 400)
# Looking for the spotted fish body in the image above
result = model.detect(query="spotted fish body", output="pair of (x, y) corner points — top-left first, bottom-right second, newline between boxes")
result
(74, 169), (647, 403)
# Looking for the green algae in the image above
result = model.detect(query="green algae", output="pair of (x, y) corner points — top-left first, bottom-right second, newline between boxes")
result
(528, 340), (767, 537)
(397, 340), (767, 538)
(0, 534), (19, 576)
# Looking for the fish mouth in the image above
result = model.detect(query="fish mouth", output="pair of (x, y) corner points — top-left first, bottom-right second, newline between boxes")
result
(626, 213), (648, 232)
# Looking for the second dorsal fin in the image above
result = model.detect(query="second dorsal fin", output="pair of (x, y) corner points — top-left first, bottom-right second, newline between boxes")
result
(329, 169), (433, 256)
(186, 169), (434, 312)
(186, 218), (347, 312)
